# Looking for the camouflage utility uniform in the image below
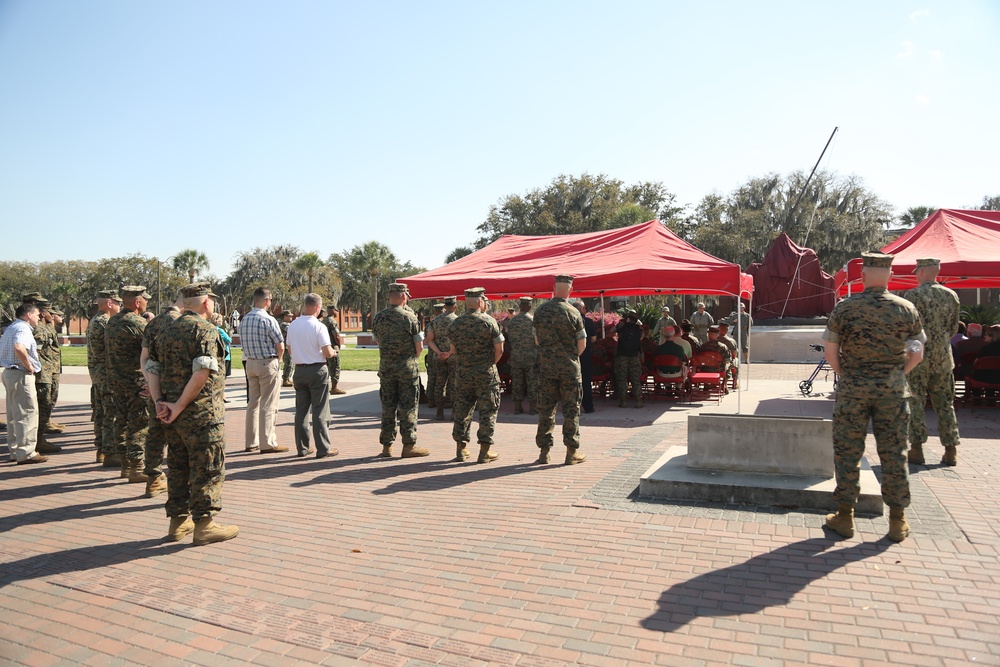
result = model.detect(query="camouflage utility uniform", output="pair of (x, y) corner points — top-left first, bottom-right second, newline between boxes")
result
(534, 297), (586, 452)
(148, 311), (227, 522)
(903, 281), (961, 454)
(33, 320), (60, 433)
(449, 310), (504, 448)
(321, 314), (342, 391)
(506, 312), (538, 412)
(142, 306), (181, 479)
(280, 319), (294, 384)
(87, 311), (113, 454)
(372, 304), (422, 448)
(430, 311), (458, 407)
(424, 318), (437, 406)
(822, 286), (924, 509)
(105, 307), (149, 464)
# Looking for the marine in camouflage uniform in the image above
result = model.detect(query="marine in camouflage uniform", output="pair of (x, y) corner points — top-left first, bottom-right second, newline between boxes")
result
(280, 312), (294, 385)
(141, 304), (181, 489)
(903, 258), (961, 466)
(321, 307), (345, 394)
(147, 282), (237, 545)
(87, 290), (121, 462)
(822, 252), (925, 542)
(651, 309), (677, 345)
(449, 288), (504, 463)
(427, 297), (459, 419)
(105, 286), (151, 477)
(533, 275), (587, 465)
(29, 299), (61, 451)
(506, 297), (538, 414)
(46, 307), (67, 431)
(371, 283), (425, 457)
(614, 312), (644, 407)
(424, 303), (444, 407)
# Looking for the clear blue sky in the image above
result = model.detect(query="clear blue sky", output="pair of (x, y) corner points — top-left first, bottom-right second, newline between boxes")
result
(1, 1), (997, 278)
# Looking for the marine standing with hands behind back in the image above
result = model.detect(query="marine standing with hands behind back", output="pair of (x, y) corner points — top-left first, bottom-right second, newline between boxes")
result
(903, 258), (962, 467)
(372, 283), (427, 459)
(822, 252), (925, 542)
(533, 275), (587, 466)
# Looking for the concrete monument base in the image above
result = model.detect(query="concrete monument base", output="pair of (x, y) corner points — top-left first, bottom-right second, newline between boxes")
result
(639, 445), (884, 516)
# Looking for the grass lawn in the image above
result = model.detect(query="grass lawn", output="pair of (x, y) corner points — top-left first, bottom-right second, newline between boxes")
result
(60, 345), (382, 372)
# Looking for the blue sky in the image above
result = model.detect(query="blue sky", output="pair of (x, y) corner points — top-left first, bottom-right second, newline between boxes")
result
(1, 1), (997, 278)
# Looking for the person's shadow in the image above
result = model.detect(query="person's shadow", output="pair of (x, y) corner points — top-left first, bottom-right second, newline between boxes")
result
(640, 537), (891, 632)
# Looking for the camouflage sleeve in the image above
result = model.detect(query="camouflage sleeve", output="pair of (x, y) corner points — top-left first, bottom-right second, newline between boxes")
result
(193, 326), (222, 372)
(490, 319), (503, 345)
(573, 312), (586, 340)
(823, 303), (843, 343)
(144, 359), (162, 376)
(193, 356), (219, 372)
(411, 315), (424, 343)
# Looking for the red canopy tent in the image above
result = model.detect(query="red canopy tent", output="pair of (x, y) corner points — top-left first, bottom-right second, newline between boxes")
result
(747, 233), (835, 319)
(401, 220), (754, 300)
(835, 209), (1000, 295)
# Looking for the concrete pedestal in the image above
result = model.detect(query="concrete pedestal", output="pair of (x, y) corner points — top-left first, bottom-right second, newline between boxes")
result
(639, 414), (884, 515)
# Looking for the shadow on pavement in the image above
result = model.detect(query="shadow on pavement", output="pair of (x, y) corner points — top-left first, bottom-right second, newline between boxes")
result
(369, 460), (544, 495)
(640, 536), (891, 633)
(0, 538), (186, 589)
(0, 496), (153, 534)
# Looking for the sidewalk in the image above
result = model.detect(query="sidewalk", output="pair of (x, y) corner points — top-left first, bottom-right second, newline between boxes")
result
(1, 365), (998, 666)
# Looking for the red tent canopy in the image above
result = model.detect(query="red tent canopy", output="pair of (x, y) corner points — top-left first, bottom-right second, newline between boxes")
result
(402, 220), (754, 300)
(747, 233), (835, 319)
(835, 209), (1000, 295)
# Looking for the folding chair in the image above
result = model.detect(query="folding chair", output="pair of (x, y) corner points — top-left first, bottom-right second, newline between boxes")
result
(964, 357), (1000, 407)
(688, 351), (726, 403)
(652, 354), (687, 401)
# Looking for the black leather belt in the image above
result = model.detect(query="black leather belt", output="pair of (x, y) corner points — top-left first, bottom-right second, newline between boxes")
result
(295, 362), (324, 367)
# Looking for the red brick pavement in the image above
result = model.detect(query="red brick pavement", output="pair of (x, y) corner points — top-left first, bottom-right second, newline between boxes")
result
(1, 367), (998, 666)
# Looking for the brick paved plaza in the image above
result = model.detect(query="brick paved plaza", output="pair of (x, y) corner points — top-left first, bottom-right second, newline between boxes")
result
(2, 364), (998, 666)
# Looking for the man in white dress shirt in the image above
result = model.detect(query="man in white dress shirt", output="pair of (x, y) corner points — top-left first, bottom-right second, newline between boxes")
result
(285, 293), (338, 458)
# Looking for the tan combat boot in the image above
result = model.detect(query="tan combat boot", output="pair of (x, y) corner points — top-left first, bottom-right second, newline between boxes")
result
(907, 444), (925, 465)
(330, 386), (346, 395)
(535, 447), (551, 464)
(454, 444), (469, 462)
(513, 401), (523, 415)
(888, 507), (910, 542)
(940, 446), (957, 466)
(166, 516), (195, 542)
(102, 452), (120, 468)
(44, 421), (65, 434)
(95, 451), (104, 464)
(435, 406), (445, 421)
(128, 462), (149, 483)
(565, 450), (587, 465)
(401, 444), (430, 458)
(477, 444), (499, 464)
(824, 502), (855, 538)
(145, 474), (167, 498)
(377, 445), (392, 458)
(193, 517), (239, 546)
(120, 457), (129, 479)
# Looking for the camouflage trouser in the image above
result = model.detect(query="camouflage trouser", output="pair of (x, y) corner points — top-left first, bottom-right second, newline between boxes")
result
(282, 350), (294, 382)
(433, 356), (457, 407)
(832, 378), (910, 509)
(109, 381), (149, 463)
(35, 381), (54, 429)
(510, 360), (537, 405)
(451, 367), (500, 446)
(535, 373), (582, 450)
(164, 421), (225, 522)
(379, 373), (419, 446)
(614, 355), (642, 399)
(425, 352), (437, 402)
(144, 397), (166, 478)
(907, 364), (961, 448)
(90, 381), (104, 451)
(100, 382), (117, 455)
(327, 353), (341, 389)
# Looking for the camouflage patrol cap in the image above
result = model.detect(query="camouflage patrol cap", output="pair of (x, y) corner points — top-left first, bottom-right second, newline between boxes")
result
(914, 258), (940, 271)
(280, 310), (294, 317)
(718, 321), (729, 329)
(121, 285), (152, 299)
(432, 302), (445, 309)
(387, 283), (409, 294)
(96, 290), (116, 299)
(708, 325), (720, 333)
(519, 296), (532, 304)
(49, 307), (64, 316)
(21, 292), (44, 303)
(178, 282), (218, 299)
(861, 252), (894, 269)
(443, 297), (457, 306)
(35, 298), (51, 309)
(661, 305), (671, 312)
(507, 307), (515, 313)
(464, 287), (486, 299)
(554, 275), (574, 284)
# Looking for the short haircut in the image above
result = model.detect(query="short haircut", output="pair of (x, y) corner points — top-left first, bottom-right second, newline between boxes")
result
(15, 303), (38, 319)
(253, 287), (272, 303)
(303, 293), (322, 309)
(967, 322), (983, 337)
(988, 324), (1000, 340)
(180, 295), (207, 310)
(662, 325), (676, 337)
(956, 321), (966, 335)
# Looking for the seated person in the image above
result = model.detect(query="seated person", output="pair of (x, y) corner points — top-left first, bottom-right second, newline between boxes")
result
(654, 326), (689, 381)
(717, 321), (740, 388)
(970, 324), (1000, 384)
(679, 319), (700, 354)
(697, 326), (732, 376)
(950, 321), (968, 359)
(956, 322), (988, 378)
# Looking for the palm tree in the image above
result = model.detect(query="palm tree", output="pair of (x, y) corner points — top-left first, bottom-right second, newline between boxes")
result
(171, 249), (210, 283)
(899, 206), (936, 228)
(294, 252), (325, 293)
(356, 242), (396, 321)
